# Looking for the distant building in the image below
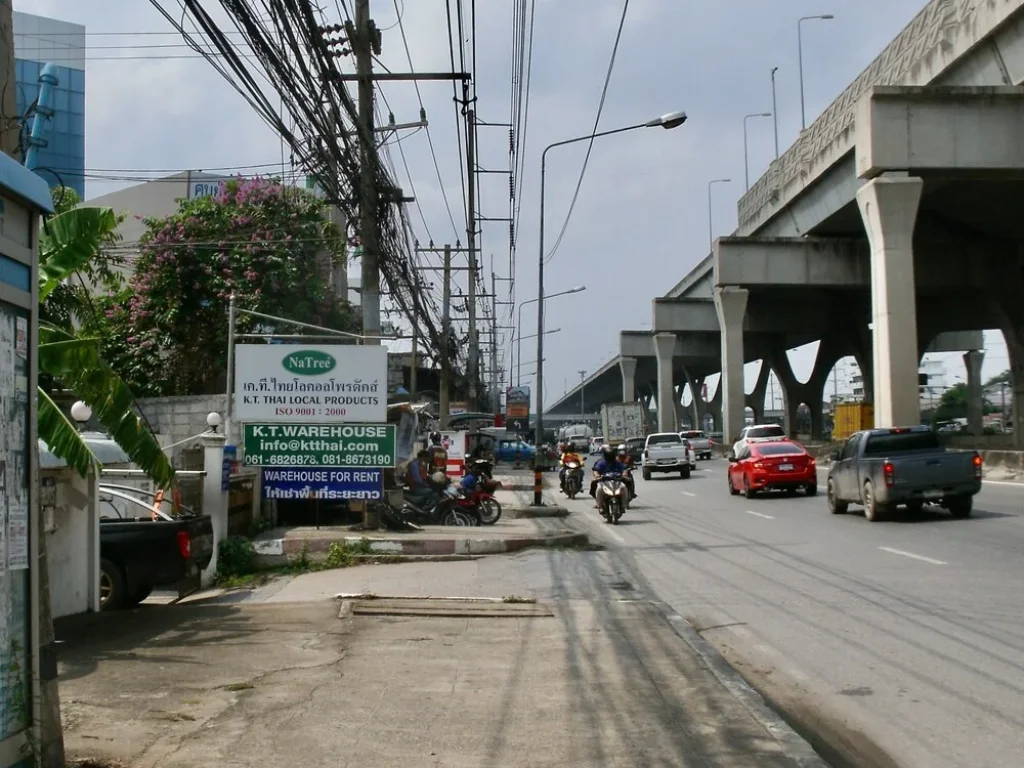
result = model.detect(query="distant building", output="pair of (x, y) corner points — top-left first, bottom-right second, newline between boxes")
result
(14, 11), (86, 197)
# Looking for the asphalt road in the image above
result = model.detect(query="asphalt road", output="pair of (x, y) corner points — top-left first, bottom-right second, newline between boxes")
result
(557, 457), (1024, 768)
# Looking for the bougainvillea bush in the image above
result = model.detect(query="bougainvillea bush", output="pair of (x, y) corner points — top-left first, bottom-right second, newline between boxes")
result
(109, 178), (358, 395)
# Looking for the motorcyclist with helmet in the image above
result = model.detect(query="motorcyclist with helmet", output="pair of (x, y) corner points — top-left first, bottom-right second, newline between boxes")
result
(616, 444), (637, 500)
(590, 444), (625, 505)
(558, 443), (585, 494)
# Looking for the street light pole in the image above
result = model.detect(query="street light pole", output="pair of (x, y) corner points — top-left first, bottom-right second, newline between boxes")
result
(770, 66), (780, 158)
(515, 286), (585, 386)
(707, 178), (731, 252)
(743, 112), (771, 190)
(535, 110), (688, 505)
(798, 14), (835, 130)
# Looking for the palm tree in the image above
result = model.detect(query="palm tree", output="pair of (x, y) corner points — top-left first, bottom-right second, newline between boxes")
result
(36, 206), (175, 487)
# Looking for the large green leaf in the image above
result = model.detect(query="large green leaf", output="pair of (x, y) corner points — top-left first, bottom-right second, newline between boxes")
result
(39, 207), (119, 301)
(38, 325), (175, 487)
(38, 387), (100, 478)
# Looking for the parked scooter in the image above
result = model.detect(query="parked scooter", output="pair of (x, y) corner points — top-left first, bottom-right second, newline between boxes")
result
(563, 461), (584, 500)
(595, 472), (629, 524)
(399, 473), (481, 527)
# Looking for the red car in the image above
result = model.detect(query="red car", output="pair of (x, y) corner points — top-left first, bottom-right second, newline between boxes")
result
(728, 439), (817, 498)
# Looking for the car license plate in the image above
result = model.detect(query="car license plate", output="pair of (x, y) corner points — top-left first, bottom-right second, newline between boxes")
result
(778, 463), (793, 471)
(658, 459), (673, 465)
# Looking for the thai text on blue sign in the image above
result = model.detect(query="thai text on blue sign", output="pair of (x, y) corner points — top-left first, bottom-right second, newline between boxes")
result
(260, 467), (384, 501)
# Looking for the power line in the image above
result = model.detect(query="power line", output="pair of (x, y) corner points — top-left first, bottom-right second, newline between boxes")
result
(544, 0), (630, 264)
(393, 0), (460, 241)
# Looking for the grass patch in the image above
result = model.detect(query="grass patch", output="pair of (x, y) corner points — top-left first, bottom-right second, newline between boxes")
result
(221, 681), (255, 692)
(216, 538), (381, 588)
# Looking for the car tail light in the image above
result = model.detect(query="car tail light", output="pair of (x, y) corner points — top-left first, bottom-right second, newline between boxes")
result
(708, 439), (714, 446)
(883, 462), (895, 488)
(973, 453), (983, 479)
(177, 530), (192, 559)
(753, 462), (765, 470)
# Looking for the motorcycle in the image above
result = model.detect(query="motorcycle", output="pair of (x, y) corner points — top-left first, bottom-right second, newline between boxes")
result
(563, 461), (584, 500)
(463, 481), (502, 525)
(398, 477), (481, 527)
(468, 457), (495, 480)
(595, 472), (629, 524)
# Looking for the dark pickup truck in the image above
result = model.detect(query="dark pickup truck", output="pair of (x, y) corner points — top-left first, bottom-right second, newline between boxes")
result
(99, 486), (214, 610)
(826, 426), (983, 521)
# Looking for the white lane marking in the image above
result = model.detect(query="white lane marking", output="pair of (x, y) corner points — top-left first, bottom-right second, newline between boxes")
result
(744, 510), (774, 520)
(681, 491), (697, 497)
(878, 546), (947, 566)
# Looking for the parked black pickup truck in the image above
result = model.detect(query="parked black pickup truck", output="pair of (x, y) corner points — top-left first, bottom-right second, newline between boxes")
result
(826, 426), (983, 521)
(99, 486), (214, 610)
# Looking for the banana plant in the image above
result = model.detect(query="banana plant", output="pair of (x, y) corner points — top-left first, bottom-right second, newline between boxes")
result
(37, 207), (175, 487)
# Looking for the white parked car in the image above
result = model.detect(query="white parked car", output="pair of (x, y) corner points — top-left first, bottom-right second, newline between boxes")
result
(590, 436), (605, 454)
(731, 423), (787, 456)
(641, 432), (692, 480)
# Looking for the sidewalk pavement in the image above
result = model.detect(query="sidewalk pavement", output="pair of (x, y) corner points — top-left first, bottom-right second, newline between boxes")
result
(58, 596), (820, 767)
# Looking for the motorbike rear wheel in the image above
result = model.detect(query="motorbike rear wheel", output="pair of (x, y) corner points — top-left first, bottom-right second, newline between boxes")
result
(442, 508), (476, 526)
(478, 498), (502, 525)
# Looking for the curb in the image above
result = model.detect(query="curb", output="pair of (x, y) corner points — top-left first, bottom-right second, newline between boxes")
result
(505, 505), (569, 518)
(661, 611), (830, 768)
(252, 531), (590, 563)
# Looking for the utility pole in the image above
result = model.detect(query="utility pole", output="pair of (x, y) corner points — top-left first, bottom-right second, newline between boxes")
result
(354, 0), (382, 342)
(466, 108), (480, 407)
(0, 0), (19, 160)
(770, 66), (780, 159)
(325, 156), (349, 301)
(440, 244), (452, 428)
(415, 244), (477, 426)
(490, 272), (499, 412)
(409, 323), (417, 396)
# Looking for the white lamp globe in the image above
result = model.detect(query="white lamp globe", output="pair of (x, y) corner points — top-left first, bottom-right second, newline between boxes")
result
(70, 401), (92, 423)
(206, 412), (223, 429)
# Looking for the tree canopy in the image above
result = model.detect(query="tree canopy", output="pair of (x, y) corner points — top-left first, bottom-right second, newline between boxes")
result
(104, 178), (359, 396)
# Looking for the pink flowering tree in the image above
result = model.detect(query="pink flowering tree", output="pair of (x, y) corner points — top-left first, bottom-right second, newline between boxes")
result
(104, 177), (358, 396)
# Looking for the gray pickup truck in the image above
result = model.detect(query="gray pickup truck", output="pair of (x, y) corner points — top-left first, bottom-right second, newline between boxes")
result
(826, 426), (982, 521)
(680, 430), (713, 460)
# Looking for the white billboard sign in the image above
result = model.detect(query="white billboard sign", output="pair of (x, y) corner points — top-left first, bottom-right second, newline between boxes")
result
(234, 344), (388, 423)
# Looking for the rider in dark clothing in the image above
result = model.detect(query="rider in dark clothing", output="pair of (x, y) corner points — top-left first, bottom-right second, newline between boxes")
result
(590, 445), (625, 498)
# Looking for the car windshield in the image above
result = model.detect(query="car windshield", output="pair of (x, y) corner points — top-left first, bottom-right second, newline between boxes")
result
(626, 440), (645, 449)
(647, 434), (681, 445)
(754, 443), (803, 457)
(863, 430), (940, 455)
(746, 426), (786, 439)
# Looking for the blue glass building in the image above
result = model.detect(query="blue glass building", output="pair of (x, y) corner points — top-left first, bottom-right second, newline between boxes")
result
(13, 11), (86, 198)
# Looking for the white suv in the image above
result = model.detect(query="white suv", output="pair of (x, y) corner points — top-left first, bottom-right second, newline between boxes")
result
(732, 424), (787, 455)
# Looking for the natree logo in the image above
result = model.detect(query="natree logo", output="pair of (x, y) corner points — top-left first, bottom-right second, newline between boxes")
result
(282, 350), (336, 375)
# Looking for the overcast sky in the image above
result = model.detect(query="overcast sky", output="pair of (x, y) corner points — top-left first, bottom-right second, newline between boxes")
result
(19, 0), (1012, 412)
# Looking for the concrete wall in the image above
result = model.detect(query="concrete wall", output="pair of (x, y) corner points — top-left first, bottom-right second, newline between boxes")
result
(42, 467), (92, 619)
(137, 394), (227, 466)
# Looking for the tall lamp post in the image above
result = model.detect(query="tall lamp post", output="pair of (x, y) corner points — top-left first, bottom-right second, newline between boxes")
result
(743, 112), (771, 190)
(514, 287), (585, 386)
(535, 109), (688, 504)
(798, 14), (834, 130)
(707, 178), (731, 252)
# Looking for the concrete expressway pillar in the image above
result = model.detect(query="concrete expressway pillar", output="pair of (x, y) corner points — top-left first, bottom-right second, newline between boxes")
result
(620, 356), (638, 402)
(654, 332), (677, 432)
(714, 287), (749, 444)
(964, 349), (985, 435)
(856, 175), (923, 428)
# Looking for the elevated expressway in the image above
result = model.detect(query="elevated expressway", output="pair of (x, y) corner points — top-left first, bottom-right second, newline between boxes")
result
(548, 0), (1024, 446)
